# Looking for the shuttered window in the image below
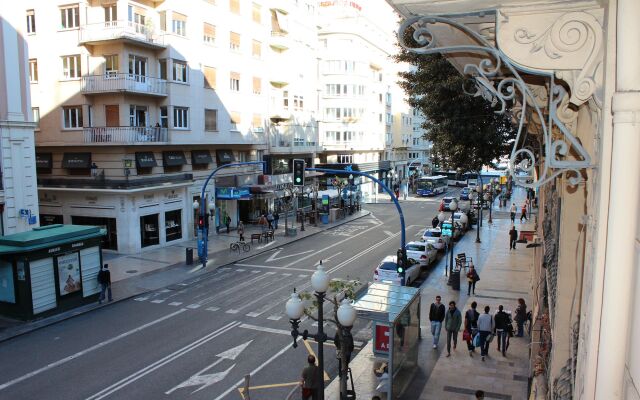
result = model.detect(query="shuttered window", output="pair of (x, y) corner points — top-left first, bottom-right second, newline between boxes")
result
(230, 0), (240, 14)
(204, 66), (216, 89)
(252, 3), (261, 23)
(203, 23), (215, 44)
(252, 77), (261, 94)
(230, 72), (240, 91)
(252, 40), (261, 58)
(230, 31), (240, 51)
(252, 114), (262, 128)
(230, 111), (241, 124)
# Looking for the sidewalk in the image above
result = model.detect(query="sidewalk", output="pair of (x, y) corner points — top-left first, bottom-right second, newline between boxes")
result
(0, 210), (370, 342)
(327, 194), (534, 399)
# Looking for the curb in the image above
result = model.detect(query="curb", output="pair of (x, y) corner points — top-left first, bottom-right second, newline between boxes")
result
(0, 211), (372, 343)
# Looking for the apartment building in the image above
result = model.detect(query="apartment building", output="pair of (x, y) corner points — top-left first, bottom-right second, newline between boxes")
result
(23, 0), (318, 253)
(0, 9), (39, 235)
(315, 0), (397, 202)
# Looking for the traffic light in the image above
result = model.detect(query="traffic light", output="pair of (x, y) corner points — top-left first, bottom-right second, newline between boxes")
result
(396, 248), (405, 274)
(198, 215), (206, 230)
(293, 159), (305, 187)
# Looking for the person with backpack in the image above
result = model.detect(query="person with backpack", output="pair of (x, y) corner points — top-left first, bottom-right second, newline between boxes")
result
(478, 306), (494, 361)
(444, 300), (462, 357)
(97, 264), (112, 304)
(429, 295), (446, 349)
(258, 213), (268, 234)
(515, 298), (528, 337)
(464, 301), (480, 356)
(494, 305), (511, 356)
(466, 264), (480, 295)
(509, 225), (518, 250)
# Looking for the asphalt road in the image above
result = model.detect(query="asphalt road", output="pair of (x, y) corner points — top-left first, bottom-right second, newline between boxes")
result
(0, 189), (474, 400)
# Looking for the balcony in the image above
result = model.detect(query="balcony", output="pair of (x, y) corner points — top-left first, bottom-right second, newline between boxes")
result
(84, 127), (168, 144)
(38, 173), (193, 191)
(269, 31), (291, 51)
(270, 135), (318, 154)
(81, 74), (167, 97)
(79, 20), (165, 49)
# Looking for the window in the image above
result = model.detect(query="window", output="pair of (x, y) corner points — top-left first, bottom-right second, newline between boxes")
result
(129, 105), (147, 127)
(252, 114), (262, 129)
(128, 5), (146, 32)
(203, 66), (216, 89)
(230, 111), (241, 126)
(283, 90), (289, 109)
(104, 55), (118, 76)
(252, 40), (261, 58)
(230, 72), (240, 91)
(252, 3), (261, 23)
(205, 109), (218, 131)
(252, 77), (261, 94)
(26, 10), (36, 34)
(172, 13), (187, 36)
(203, 23), (215, 44)
(63, 106), (83, 129)
(29, 59), (38, 83)
(160, 107), (168, 128)
(230, 32), (240, 51)
(173, 60), (187, 83)
(337, 154), (353, 164)
(230, 0), (240, 14)
(104, 5), (117, 24)
(325, 131), (338, 142)
(159, 59), (167, 80)
(61, 55), (81, 79)
(60, 5), (79, 29)
(32, 107), (40, 128)
(173, 107), (189, 129)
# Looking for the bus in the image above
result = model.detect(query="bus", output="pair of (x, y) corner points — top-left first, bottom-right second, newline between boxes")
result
(416, 175), (448, 196)
(434, 171), (468, 187)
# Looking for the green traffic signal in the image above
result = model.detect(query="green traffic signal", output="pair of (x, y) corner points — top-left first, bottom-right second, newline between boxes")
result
(397, 267), (404, 273)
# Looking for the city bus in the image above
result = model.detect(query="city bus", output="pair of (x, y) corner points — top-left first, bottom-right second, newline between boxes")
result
(416, 175), (448, 196)
(434, 170), (468, 187)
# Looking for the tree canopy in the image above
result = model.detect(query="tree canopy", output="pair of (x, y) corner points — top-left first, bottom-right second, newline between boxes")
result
(394, 49), (517, 173)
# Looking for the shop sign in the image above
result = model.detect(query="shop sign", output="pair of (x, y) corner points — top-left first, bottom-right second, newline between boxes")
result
(165, 192), (180, 200)
(319, 0), (362, 11)
(216, 188), (250, 199)
(374, 323), (390, 354)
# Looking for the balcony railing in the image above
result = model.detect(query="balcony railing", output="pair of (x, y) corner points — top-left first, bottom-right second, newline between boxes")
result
(81, 74), (167, 96)
(84, 127), (168, 144)
(38, 173), (193, 190)
(79, 20), (165, 48)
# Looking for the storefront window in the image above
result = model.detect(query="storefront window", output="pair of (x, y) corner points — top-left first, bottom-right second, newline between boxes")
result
(71, 216), (118, 250)
(0, 260), (15, 303)
(140, 214), (160, 247)
(165, 210), (182, 242)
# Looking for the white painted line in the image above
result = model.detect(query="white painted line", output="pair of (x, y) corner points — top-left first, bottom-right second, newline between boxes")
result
(159, 289), (170, 293)
(168, 302), (183, 307)
(250, 270), (260, 274)
(245, 312), (260, 318)
(226, 309), (239, 314)
(324, 251), (343, 261)
(239, 323), (292, 336)
(265, 271), (276, 275)
(186, 304), (201, 309)
(384, 230), (395, 237)
(235, 269), (246, 272)
(298, 274), (309, 278)
(151, 299), (165, 304)
(266, 249), (315, 262)
(281, 273), (292, 276)
(86, 321), (241, 400)
(257, 240), (277, 249)
(267, 314), (283, 321)
(134, 297), (148, 302)
(206, 307), (220, 312)
(232, 263), (311, 272)
(0, 309), (188, 392)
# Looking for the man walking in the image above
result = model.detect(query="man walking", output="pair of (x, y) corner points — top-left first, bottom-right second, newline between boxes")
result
(520, 202), (528, 222)
(509, 225), (518, 250)
(267, 211), (274, 230)
(97, 264), (112, 304)
(301, 355), (320, 400)
(273, 211), (279, 229)
(494, 305), (511, 356)
(429, 296), (446, 349)
(478, 306), (494, 361)
(464, 301), (480, 356)
(510, 203), (516, 223)
(444, 301), (462, 357)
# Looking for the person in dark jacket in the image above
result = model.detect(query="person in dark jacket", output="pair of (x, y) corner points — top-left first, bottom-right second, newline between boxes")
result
(494, 305), (511, 356)
(466, 264), (480, 295)
(432, 216), (439, 229)
(97, 264), (112, 304)
(444, 301), (462, 357)
(515, 298), (528, 337)
(429, 295), (446, 349)
(301, 355), (320, 400)
(509, 225), (518, 250)
(464, 301), (480, 356)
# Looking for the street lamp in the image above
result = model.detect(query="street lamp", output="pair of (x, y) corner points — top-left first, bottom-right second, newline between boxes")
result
(348, 174), (354, 215)
(470, 191), (481, 243)
(447, 199), (458, 277)
(485, 191), (492, 224)
(335, 299), (357, 400)
(437, 211), (447, 276)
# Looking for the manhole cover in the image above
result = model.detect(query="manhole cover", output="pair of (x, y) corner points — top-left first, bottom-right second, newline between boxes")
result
(125, 270), (138, 274)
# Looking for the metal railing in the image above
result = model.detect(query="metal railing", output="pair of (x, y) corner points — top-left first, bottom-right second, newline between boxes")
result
(84, 127), (168, 144)
(79, 20), (165, 47)
(81, 74), (167, 96)
(38, 173), (193, 190)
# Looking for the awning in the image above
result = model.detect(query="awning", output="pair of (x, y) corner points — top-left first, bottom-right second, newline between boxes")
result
(36, 153), (52, 169)
(191, 150), (213, 165)
(163, 151), (187, 167)
(135, 152), (157, 168)
(216, 149), (235, 165)
(62, 153), (91, 169)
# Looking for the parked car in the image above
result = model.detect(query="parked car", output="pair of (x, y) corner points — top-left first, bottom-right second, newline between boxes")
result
(421, 227), (450, 250)
(460, 187), (470, 200)
(373, 255), (420, 286)
(405, 241), (438, 267)
(452, 212), (470, 230)
(441, 196), (459, 211)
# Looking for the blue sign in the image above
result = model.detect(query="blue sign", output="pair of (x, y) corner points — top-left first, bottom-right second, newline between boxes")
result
(216, 187), (250, 199)
(442, 222), (453, 237)
(197, 239), (205, 258)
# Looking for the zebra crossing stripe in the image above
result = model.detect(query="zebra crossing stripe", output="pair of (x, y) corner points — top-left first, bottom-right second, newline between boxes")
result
(151, 299), (165, 304)
(134, 297), (148, 302)
(267, 314), (283, 321)
(206, 307), (220, 312)
(168, 302), (182, 306)
(186, 304), (201, 309)
(246, 312), (260, 317)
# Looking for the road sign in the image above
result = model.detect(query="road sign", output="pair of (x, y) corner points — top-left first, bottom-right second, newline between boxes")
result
(441, 222), (453, 237)
(374, 323), (390, 355)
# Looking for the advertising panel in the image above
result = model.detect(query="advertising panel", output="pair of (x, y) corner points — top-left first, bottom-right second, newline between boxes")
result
(57, 252), (81, 295)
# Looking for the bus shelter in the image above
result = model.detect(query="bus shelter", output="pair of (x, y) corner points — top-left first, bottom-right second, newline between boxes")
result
(353, 282), (421, 399)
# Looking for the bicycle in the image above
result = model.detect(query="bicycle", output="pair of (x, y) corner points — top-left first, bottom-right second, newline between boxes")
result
(230, 241), (250, 253)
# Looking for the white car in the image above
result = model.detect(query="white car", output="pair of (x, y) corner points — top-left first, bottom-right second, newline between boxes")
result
(421, 227), (450, 250)
(452, 212), (470, 231)
(373, 255), (421, 286)
(405, 241), (438, 267)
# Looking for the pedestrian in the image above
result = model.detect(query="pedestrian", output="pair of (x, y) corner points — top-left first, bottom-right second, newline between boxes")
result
(466, 264), (480, 295)
(432, 215), (439, 229)
(520, 202), (528, 222)
(273, 210), (279, 229)
(510, 203), (516, 223)
(224, 212), (231, 233)
(444, 300), (462, 357)
(429, 295), (446, 349)
(475, 390), (485, 399)
(300, 355), (319, 400)
(237, 221), (245, 242)
(267, 211), (274, 230)
(478, 305), (494, 361)
(509, 225), (518, 250)
(258, 213), (268, 234)
(464, 301), (480, 356)
(494, 305), (511, 357)
(97, 264), (112, 304)
(515, 298), (528, 337)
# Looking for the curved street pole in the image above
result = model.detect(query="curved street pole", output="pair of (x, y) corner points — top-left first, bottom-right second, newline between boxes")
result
(198, 161), (265, 269)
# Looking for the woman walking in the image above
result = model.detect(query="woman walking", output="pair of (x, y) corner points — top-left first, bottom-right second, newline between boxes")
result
(515, 298), (527, 337)
(466, 264), (480, 295)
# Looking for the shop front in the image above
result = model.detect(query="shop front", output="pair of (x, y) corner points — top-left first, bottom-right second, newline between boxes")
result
(0, 224), (105, 320)
(315, 161), (391, 203)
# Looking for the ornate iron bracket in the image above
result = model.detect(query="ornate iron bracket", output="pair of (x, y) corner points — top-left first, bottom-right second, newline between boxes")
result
(398, 14), (594, 188)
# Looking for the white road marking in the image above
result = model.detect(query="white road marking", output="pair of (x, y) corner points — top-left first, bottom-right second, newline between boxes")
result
(245, 312), (260, 317)
(159, 289), (170, 293)
(256, 240), (277, 249)
(265, 271), (276, 275)
(266, 249), (315, 262)
(206, 307), (220, 312)
(281, 273), (292, 277)
(250, 270), (260, 274)
(168, 302), (183, 307)
(232, 263), (311, 272)
(235, 269), (245, 272)
(0, 309), (188, 392)
(298, 274), (308, 278)
(151, 299), (165, 304)
(226, 309), (239, 314)
(134, 297), (148, 302)
(86, 321), (241, 400)
(239, 323), (292, 336)
(186, 304), (201, 309)
(267, 314), (283, 321)
(324, 251), (343, 261)
(384, 230), (395, 237)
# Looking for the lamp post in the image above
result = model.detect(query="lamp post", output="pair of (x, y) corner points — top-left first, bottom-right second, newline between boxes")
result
(437, 211), (448, 276)
(470, 191), (481, 243)
(447, 199), (458, 276)
(300, 188), (306, 232)
(348, 174), (353, 215)
(485, 191), (491, 224)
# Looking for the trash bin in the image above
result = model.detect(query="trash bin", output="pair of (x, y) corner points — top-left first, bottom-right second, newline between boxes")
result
(186, 247), (194, 265)
(321, 213), (329, 224)
(448, 270), (460, 291)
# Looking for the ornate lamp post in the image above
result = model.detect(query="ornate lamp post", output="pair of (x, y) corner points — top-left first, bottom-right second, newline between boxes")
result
(348, 174), (354, 215)
(437, 211), (448, 276)
(470, 191), (481, 243)
(485, 191), (492, 224)
(447, 199), (458, 276)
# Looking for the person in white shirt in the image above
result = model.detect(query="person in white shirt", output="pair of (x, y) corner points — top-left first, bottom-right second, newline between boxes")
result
(477, 305), (494, 361)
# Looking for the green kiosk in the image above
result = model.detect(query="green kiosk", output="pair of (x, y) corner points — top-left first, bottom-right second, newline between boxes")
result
(0, 224), (106, 320)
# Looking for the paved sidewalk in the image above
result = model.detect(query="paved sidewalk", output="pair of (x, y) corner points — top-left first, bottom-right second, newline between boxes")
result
(0, 210), (370, 342)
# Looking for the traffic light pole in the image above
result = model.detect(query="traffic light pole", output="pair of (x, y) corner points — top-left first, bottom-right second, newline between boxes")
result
(198, 161), (265, 269)
(307, 168), (408, 283)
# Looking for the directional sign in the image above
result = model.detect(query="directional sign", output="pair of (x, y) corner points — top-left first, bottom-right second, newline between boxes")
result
(441, 222), (453, 237)
(165, 341), (252, 395)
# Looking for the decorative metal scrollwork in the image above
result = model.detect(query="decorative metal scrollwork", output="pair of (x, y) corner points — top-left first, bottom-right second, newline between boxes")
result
(398, 14), (593, 188)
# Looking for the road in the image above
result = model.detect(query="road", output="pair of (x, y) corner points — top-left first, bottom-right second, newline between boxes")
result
(0, 189), (476, 400)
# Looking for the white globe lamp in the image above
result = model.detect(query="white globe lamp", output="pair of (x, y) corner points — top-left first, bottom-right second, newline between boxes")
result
(311, 262), (330, 293)
(285, 291), (305, 320)
(337, 299), (357, 327)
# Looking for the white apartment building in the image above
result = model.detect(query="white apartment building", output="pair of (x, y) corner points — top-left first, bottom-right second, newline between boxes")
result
(410, 108), (431, 175)
(315, 0), (397, 201)
(0, 8), (40, 235)
(22, 0), (318, 253)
